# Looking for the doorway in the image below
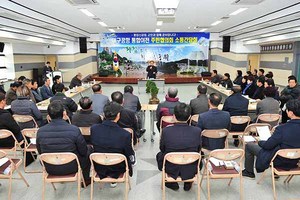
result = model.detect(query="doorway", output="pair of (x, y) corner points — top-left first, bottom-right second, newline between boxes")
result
(45, 55), (57, 70)
(248, 54), (260, 72)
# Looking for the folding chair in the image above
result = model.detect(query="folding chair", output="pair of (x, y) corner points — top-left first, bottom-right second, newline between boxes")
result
(256, 113), (281, 128)
(13, 114), (38, 128)
(90, 153), (131, 200)
(0, 129), (24, 157)
(21, 128), (41, 173)
(46, 114), (71, 124)
(123, 128), (136, 150)
(201, 129), (229, 156)
(79, 127), (90, 136)
(228, 116), (251, 142)
(160, 116), (175, 137)
(270, 149), (300, 200)
(39, 153), (86, 200)
(200, 149), (244, 200)
(240, 123), (271, 149)
(162, 152), (201, 200)
(189, 114), (199, 126)
(0, 150), (29, 200)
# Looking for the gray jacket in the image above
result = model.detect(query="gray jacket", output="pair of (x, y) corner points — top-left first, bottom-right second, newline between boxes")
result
(5, 88), (17, 105)
(189, 94), (209, 115)
(123, 92), (141, 112)
(91, 93), (109, 116)
(256, 97), (280, 116)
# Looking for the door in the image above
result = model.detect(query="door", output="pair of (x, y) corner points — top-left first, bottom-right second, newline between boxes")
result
(45, 55), (57, 71)
(248, 54), (260, 72)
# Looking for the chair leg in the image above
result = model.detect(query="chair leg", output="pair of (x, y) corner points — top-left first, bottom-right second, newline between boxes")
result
(23, 150), (27, 173)
(90, 178), (94, 200)
(207, 171), (211, 200)
(128, 176), (131, 190)
(162, 176), (166, 200)
(197, 174), (200, 200)
(240, 174), (244, 200)
(81, 171), (86, 188)
(287, 175), (294, 183)
(228, 178), (233, 186)
(78, 174), (81, 200)
(8, 172), (12, 200)
(257, 170), (267, 184)
(200, 165), (207, 187)
(51, 183), (56, 190)
(271, 170), (277, 200)
(42, 177), (46, 200)
(16, 169), (29, 187)
(125, 174), (129, 200)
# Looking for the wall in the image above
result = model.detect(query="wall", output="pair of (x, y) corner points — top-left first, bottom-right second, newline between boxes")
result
(1, 43), (15, 80)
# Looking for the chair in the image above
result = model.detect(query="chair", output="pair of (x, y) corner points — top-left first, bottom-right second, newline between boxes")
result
(200, 149), (244, 200)
(13, 114), (38, 128)
(123, 128), (136, 150)
(228, 116), (251, 141)
(90, 153), (130, 200)
(0, 150), (29, 200)
(46, 114), (71, 124)
(39, 153), (86, 200)
(270, 149), (300, 200)
(240, 123), (272, 149)
(79, 127), (90, 136)
(162, 152), (201, 200)
(160, 116), (175, 136)
(189, 114), (199, 126)
(21, 128), (41, 173)
(201, 129), (229, 156)
(0, 129), (24, 156)
(256, 113), (281, 128)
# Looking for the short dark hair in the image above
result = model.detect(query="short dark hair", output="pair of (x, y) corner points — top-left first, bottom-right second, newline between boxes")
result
(263, 87), (276, 97)
(231, 86), (242, 93)
(197, 84), (207, 94)
(124, 85), (133, 93)
(92, 84), (101, 92)
(247, 76), (255, 82)
(265, 78), (275, 87)
(47, 100), (64, 119)
(257, 77), (265, 84)
(79, 97), (92, 109)
(265, 71), (273, 79)
(167, 87), (178, 98)
(53, 75), (61, 82)
(0, 92), (5, 101)
(254, 69), (258, 73)
(46, 61), (50, 64)
(224, 73), (230, 78)
(31, 79), (37, 85)
(23, 78), (31, 85)
(103, 101), (122, 120)
(18, 76), (26, 82)
(111, 91), (123, 104)
(213, 70), (217, 74)
(43, 77), (49, 83)
(246, 71), (252, 76)
(10, 82), (21, 88)
(209, 93), (222, 107)
(54, 83), (65, 93)
(286, 99), (300, 117)
(237, 70), (242, 76)
(174, 103), (191, 121)
(288, 76), (297, 83)
(259, 69), (265, 74)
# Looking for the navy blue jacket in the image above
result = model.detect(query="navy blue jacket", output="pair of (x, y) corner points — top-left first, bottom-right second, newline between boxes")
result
(223, 93), (249, 116)
(256, 119), (300, 172)
(197, 109), (230, 150)
(40, 85), (54, 100)
(90, 120), (134, 178)
(157, 123), (202, 180)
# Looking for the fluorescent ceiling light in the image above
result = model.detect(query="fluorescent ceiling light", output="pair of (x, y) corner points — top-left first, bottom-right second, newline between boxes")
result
(261, 33), (275, 37)
(157, 21), (163, 26)
(155, 29), (160, 32)
(27, 36), (44, 43)
(0, 31), (15, 38)
(267, 35), (286, 41)
(153, 0), (180, 9)
(244, 40), (259, 45)
(0, 27), (23, 33)
(229, 8), (248, 16)
(108, 29), (115, 32)
(240, 38), (252, 41)
(199, 28), (207, 32)
(157, 8), (176, 15)
(211, 20), (222, 26)
(36, 34), (51, 39)
(80, 9), (95, 17)
(98, 21), (107, 27)
(52, 41), (64, 45)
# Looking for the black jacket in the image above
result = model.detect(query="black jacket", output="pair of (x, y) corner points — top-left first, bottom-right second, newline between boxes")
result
(146, 65), (157, 79)
(233, 76), (243, 85)
(223, 93), (249, 116)
(50, 93), (78, 118)
(252, 86), (265, 100)
(91, 120), (134, 178)
(242, 83), (257, 98)
(69, 76), (82, 89)
(221, 79), (233, 89)
(157, 123), (202, 180)
(72, 110), (102, 127)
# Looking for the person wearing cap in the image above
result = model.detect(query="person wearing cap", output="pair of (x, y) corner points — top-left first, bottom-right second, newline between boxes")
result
(146, 60), (157, 79)
(69, 73), (82, 89)
(5, 82), (21, 105)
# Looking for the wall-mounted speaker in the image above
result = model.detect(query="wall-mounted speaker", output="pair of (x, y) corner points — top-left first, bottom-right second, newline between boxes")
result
(79, 37), (87, 53)
(0, 42), (5, 52)
(222, 36), (231, 52)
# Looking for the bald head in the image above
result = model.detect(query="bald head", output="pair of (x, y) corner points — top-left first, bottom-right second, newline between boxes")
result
(168, 87), (178, 98)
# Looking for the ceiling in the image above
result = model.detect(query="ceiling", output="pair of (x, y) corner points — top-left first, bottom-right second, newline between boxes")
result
(0, 0), (299, 45)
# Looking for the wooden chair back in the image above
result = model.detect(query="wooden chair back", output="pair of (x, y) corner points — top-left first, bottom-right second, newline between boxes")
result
(47, 115), (71, 124)
(190, 114), (199, 126)
(243, 123), (271, 136)
(123, 128), (135, 149)
(209, 149), (244, 162)
(40, 153), (79, 167)
(13, 114), (38, 128)
(256, 113), (281, 128)
(22, 128), (38, 139)
(90, 153), (127, 167)
(230, 116), (251, 125)
(201, 129), (229, 139)
(0, 129), (21, 153)
(160, 116), (175, 132)
(79, 127), (90, 136)
(271, 149), (300, 162)
(163, 152), (201, 166)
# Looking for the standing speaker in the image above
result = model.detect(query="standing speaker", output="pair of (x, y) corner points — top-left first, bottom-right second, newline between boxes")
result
(79, 37), (87, 53)
(0, 42), (5, 52)
(222, 36), (231, 52)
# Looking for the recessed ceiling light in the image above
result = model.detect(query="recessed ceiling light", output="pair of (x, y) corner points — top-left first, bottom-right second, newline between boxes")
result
(261, 33), (275, 37)
(52, 41), (64, 45)
(36, 34), (51, 39)
(229, 8), (248, 16)
(122, 27), (125, 30)
(79, 9), (95, 17)
(211, 20), (222, 26)
(157, 21), (163, 26)
(108, 29), (115, 32)
(98, 21), (107, 27)
(155, 29), (160, 32)
(199, 28), (207, 32)
(187, 26), (191, 30)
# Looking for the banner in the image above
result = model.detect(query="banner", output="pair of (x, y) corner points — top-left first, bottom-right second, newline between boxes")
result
(100, 32), (210, 47)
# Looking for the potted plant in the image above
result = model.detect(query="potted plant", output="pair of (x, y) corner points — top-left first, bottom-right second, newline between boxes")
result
(146, 80), (160, 104)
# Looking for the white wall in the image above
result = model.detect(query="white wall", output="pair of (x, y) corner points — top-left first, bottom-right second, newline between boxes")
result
(2, 43), (15, 80)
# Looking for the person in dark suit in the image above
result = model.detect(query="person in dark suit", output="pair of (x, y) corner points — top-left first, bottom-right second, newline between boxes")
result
(40, 77), (54, 100)
(156, 103), (202, 191)
(258, 69), (265, 81)
(36, 101), (91, 186)
(146, 60), (157, 79)
(197, 93), (230, 150)
(242, 99), (300, 179)
(50, 84), (78, 119)
(211, 70), (221, 84)
(242, 75), (256, 98)
(221, 73), (233, 89)
(31, 80), (43, 103)
(189, 84), (209, 115)
(223, 86), (249, 146)
(5, 82), (21, 105)
(43, 61), (52, 78)
(90, 101), (135, 180)
(252, 77), (265, 100)
(233, 70), (243, 85)
(69, 73), (82, 89)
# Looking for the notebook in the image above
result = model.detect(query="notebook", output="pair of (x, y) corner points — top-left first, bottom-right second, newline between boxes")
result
(256, 126), (271, 141)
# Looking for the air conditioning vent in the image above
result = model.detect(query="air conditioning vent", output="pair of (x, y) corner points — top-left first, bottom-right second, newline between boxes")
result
(232, 0), (264, 5)
(66, 0), (98, 6)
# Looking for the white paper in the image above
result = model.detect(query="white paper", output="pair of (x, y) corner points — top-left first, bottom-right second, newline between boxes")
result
(30, 138), (36, 145)
(257, 126), (271, 141)
(243, 136), (256, 142)
(0, 157), (8, 167)
(209, 157), (224, 166)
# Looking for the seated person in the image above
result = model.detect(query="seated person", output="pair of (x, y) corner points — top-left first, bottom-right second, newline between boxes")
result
(11, 85), (43, 129)
(52, 75), (67, 95)
(31, 79), (43, 103)
(69, 73), (82, 89)
(189, 84), (209, 115)
(242, 76), (256, 98)
(242, 99), (300, 179)
(90, 84), (109, 116)
(40, 77), (54, 100)
(233, 70), (243, 85)
(156, 87), (181, 131)
(197, 93), (230, 150)
(256, 87), (280, 116)
(211, 70), (221, 84)
(156, 103), (202, 191)
(5, 82), (21, 105)
(264, 78), (279, 100)
(50, 84), (78, 119)
(90, 102), (135, 180)
(220, 73), (233, 89)
(36, 101), (91, 186)
(252, 77), (265, 100)
(22, 78), (36, 103)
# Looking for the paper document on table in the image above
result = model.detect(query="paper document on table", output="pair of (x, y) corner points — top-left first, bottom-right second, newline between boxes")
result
(30, 138), (36, 144)
(257, 126), (271, 141)
(209, 157), (223, 166)
(243, 136), (256, 142)
(0, 157), (8, 167)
